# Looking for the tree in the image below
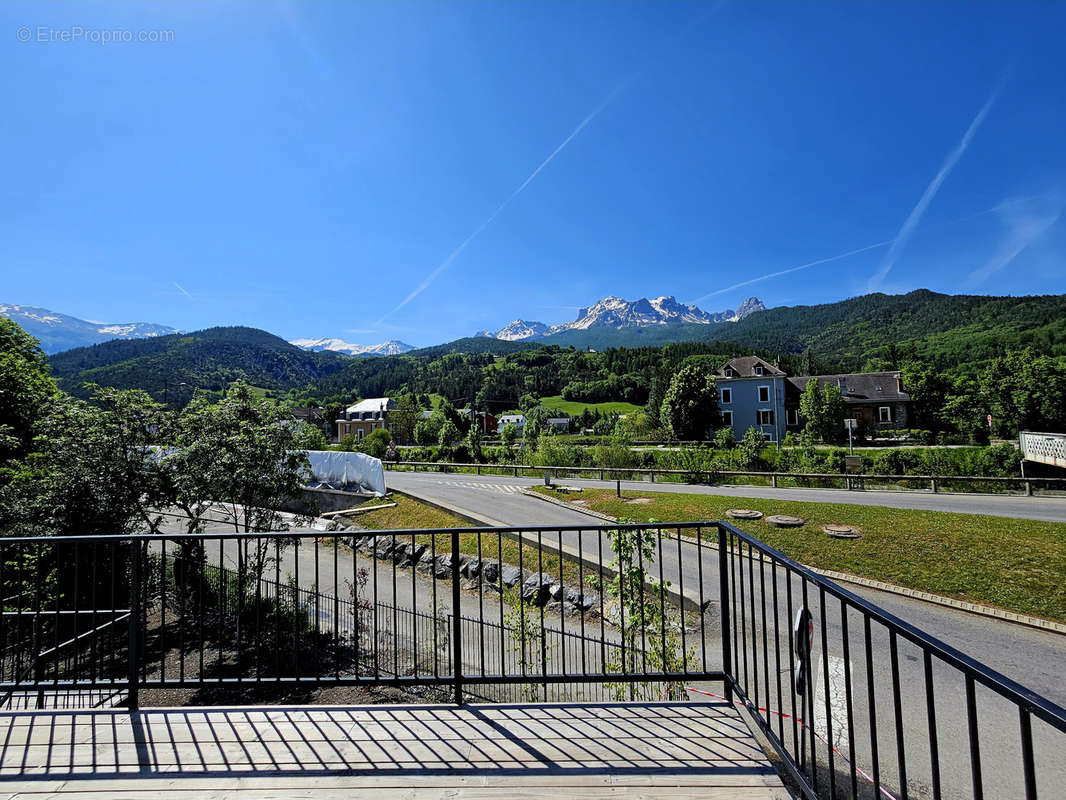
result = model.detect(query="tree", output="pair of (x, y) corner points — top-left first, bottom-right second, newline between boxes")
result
(437, 419), (460, 448)
(659, 365), (719, 440)
(357, 428), (391, 459)
(976, 349), (1066, 436)
(414, 418), (438, 447)
(0, 319), (58, 467)
(0, 386), (169, 539)
(799, 378), (844, 443)
(388, 393), (421, 444)
(523, 406), (550, 449)
(292, 421), (327, 450)
(466, 419), (483, 461)
(737, 426), (766, 469)
(713, 427), (736, 449)
(500, 423), (519, 448)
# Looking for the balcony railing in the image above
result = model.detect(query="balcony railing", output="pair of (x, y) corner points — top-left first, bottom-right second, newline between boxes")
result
(0, 522), (1063, 799)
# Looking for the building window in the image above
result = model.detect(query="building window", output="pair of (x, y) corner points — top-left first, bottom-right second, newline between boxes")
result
(721, 387), (732, 405)
(722, 410), (733, 427)
(786, 409), (799, 426)
(758, 385), (770, 403)
(758, 409), (774, 426)
(755, 365), (764, 376)
(879, 406), (892, 423)
(356, 428), (364, 440)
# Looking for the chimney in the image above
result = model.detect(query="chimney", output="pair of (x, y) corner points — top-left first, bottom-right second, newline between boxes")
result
(896, 374), (904, 393)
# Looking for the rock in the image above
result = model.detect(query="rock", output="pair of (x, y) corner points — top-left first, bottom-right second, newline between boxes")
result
(375, 537), (398, 558)
(461, 558), (481, 579)
(523, 572), (554, 591)
(326, 520), (341, 532)
(481, 561), (500, 584)
(433, 554), (454, 579)
(500, 565), (522, 587)
(523, 583), (552, 607)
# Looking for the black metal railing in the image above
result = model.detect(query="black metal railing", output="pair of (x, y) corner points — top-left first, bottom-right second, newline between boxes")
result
(1, 522), (1064, 799)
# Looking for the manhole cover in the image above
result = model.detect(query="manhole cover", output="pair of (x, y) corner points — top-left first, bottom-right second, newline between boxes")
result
(726, 509), (763, 520)
(824, 524), (862, 539)
(766, 514), (806, 528)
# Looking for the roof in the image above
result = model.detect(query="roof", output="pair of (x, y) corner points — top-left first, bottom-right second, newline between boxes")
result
(345, 397), (395, 414)
(716, 356), (785, 379)
(786, 372), (910, 403)
(498, 414), (526, 423)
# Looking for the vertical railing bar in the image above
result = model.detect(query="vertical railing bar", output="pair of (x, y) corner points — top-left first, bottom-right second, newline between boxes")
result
(923, 650), (942, 800)
(274, 539), (280, 682)
(657, 527), (668, 681)
(636, 527), (648, 680)
(785, 565), (798, 762)
(840, 599), (858, 799)
(760, 551), (771, 729)
(334, 534), (339, 680)
(889, 629), (908, 800)
(801, 578), (816, 793)
(748, 540), (759, 711)
(72, 543), (80, 686)
(737, 532), (748, 693)
(966, 675), (983, 800)
(578, 529), (587, 678)
(478, 531), (485, 680)
(558, 529), (566, 680)
(598, 529), (607, 681)
(255, 539), (263, 684)
(1019, 707), (1037, 800)
(451, 529), (463, 705)
(819, 585), (836, 798)
(676, 526), (687, 675)
(538, 531), (546, 701)
(293, 539), (300, 681)
(498, 533), (505, 681)
(865, 614), (881, 797)
(127, 539), (139, 709)
(771, 556), (784, 746)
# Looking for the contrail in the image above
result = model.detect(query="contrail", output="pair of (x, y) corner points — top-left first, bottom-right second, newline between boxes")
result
(172, 281), (193, 299)
(691, 239), (893, 304)
(376, 87), (626, 323)
(867, 81), (1003, 291)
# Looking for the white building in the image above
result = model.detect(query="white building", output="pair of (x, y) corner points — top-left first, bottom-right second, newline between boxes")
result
(496, 414), (526, 434)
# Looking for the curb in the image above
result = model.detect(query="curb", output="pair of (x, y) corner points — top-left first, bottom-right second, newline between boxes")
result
(521, 488), (1066, 637)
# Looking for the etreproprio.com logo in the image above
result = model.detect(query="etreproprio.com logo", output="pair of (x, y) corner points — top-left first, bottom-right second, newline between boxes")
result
(17, 25), (175, 44)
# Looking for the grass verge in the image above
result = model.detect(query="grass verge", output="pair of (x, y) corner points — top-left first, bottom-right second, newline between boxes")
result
(532, 487), (1066, 624)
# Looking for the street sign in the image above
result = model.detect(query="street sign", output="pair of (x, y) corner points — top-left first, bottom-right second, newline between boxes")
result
(843, 419), (857, 430)
(793, 607), (814, 695)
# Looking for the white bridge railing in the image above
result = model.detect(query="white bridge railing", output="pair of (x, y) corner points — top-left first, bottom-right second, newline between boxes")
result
(1020, 431), (1066, 468)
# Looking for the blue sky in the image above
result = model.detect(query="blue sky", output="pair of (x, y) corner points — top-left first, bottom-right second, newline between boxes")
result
(2, 1), (1064, 347)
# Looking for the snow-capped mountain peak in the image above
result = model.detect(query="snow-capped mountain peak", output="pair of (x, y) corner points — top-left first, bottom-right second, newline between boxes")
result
(475, 295), (765, 341)
(289, 337), (415, 357)
(0, 303), (179, 354)
(494, 320), (552, 341)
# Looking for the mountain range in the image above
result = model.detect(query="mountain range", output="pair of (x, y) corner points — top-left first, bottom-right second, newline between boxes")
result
(289, 337), (415, 357)
(478, 295), (765, 341)
(0, 304), (179, 354)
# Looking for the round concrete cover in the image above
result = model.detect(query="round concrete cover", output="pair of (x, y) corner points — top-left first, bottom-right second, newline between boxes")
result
(766, 514), (806, 527)
(726, 508), (764, 519)
(824, 524), (862, 539)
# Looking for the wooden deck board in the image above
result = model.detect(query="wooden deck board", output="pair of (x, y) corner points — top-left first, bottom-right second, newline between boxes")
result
(0, 702), (791, 798)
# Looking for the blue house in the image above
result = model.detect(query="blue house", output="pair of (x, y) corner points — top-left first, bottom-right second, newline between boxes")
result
(715, 356), (789, 443)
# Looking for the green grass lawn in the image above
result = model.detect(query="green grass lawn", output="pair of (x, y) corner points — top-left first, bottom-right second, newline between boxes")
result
(538, 395), (643, 416)
(532, 487), (1066, 624)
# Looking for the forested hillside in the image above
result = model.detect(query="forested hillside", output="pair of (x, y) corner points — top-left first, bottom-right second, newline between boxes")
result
(47, 291), (1066, 420)
(49, 326), (350, 400)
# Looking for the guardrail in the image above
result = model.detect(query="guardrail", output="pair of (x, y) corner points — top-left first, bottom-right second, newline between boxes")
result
(384, 460), (1066, 495)
(3, 523), (1065, 798)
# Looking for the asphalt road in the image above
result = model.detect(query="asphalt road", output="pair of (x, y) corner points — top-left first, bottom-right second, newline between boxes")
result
(385, 467), (1066, 522)
(383, 469), (1066, 800)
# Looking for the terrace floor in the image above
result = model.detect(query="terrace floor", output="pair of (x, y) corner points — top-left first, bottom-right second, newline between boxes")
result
(0, 701), (790, 798)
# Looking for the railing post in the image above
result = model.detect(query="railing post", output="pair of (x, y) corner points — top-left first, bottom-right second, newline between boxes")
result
(718, 523), (733, 703)
(1025, 480), (1032, 497)
(127, 539), (140, 710)
(930, 477), (938, 493)
(772, 474), (778, 488)
(450, 529), (463, 706)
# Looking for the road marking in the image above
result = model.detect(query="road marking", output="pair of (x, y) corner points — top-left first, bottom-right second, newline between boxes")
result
(439, 480), (524, 494)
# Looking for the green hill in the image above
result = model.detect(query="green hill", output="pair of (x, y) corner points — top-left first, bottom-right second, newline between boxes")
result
(48, 326), (350, 401)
